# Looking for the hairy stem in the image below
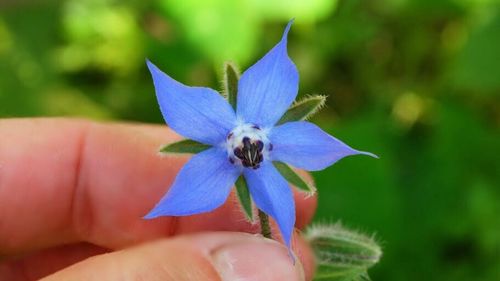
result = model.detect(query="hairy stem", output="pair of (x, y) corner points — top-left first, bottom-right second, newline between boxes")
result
(258, 209), (272, 239)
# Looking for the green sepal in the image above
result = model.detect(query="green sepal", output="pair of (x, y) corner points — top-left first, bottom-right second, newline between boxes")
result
(223, 61), (240, 110)
(235, 176), (254, 222)
(305, 223), (382, 281)
(273, 162), (316, 194)
(159, 139), (210, 154)
(277, 95), (327, 125)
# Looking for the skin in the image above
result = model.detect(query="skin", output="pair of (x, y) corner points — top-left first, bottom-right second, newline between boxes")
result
(0, 118), (318, 280)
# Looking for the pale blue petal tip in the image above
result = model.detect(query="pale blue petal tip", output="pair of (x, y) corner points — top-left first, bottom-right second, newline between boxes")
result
(270, 121), (380, 170)
(145, 58), (156, 72)
(236, 20), (299, 126)
(358, 150), (379, 159)
(289, 249), (296, 264)
(282, 19), (294, 41)
(244, 162), (296, 262)
(143, 205), (165, 220)
(143, 148), (240, 221)
(143, 212), (157, 220)
(146, 60), (237, 145)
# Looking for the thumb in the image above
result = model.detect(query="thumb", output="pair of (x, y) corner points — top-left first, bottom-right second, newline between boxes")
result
(41, 232), (311, 281)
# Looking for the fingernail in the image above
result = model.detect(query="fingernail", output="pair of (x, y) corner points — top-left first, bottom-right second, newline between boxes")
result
(212, 237), (305, 281)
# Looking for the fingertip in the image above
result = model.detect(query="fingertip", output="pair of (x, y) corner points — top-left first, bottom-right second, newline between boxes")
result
(42, 232), (313, 281)
(292, 231), (316, 281)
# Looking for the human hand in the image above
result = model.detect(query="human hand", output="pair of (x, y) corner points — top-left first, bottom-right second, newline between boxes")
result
(0, 118), (317, 280)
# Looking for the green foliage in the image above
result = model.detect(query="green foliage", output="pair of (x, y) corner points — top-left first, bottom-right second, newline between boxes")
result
(159, 139), (210, 154)
(1, 0), (499, 280)
(158, 0), (338, 66)
(451, 14), (500, 94)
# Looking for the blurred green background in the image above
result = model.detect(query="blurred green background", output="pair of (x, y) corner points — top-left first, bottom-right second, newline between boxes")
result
(1, 0), (499, 280)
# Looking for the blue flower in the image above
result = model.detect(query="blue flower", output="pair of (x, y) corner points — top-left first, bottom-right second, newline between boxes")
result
(144, 20), (375, 249)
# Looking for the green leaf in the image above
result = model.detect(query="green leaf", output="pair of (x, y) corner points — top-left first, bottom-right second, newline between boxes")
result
(235, 176), (253, 221)
(273, 162), (316, 194)
(159, 139), (210, 154)
(305, 223), (382, 281)
(223, 61), (240, 110)
(277, 95), (326, 125)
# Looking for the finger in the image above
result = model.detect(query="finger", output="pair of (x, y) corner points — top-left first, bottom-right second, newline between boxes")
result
(42, 232), (314, 281)
(0, 230), (314, 281)
(0, 243), (108, 281)
(0, 118), (317, 255)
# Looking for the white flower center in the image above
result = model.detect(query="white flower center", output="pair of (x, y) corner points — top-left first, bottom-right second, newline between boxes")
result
(225, 123), (272, 169)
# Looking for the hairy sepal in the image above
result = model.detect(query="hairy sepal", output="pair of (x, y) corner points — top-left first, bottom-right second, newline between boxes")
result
(277, 95), (326, 125)
(273, 162), (316, 195)
(235, 176), (254, 222)
(223, 61), (240, 110)
(305, 222), (382, 281)
(159, 139), (211, 154)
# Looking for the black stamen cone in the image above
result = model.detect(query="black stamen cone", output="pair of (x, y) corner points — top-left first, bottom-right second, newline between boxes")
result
(242, 137), (251, 149)
(256, 140), (264, 152)
(234, 147), (244, 159)
(233, 136), (265, 169)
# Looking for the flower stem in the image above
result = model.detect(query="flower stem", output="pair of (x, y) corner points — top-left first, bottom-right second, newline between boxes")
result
(258, 209), (272, 239)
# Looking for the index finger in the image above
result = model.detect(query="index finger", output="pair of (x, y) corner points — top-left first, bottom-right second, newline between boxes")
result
(0, 118), (317, 256)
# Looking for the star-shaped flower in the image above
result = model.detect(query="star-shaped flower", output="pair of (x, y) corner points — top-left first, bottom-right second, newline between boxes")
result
(144, 20), (375, 250)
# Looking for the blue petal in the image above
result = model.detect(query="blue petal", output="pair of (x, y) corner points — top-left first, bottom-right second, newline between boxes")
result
(147, 60), (236, 145)
(270, 121), (378, 171)
(144, 148), (240, 218)
(237, 20), (299, 127)
(244, 161), (295, 249)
